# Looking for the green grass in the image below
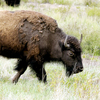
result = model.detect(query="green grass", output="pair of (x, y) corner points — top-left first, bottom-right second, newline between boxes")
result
(87, 7), (100, 17)
(22, 0), (100, 6)
(0, 57), (100, 100)
(1, 0), (100, 6)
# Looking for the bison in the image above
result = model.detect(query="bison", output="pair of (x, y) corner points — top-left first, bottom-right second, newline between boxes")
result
(0, 10), (83, 83)
(5, 0), (20, 6)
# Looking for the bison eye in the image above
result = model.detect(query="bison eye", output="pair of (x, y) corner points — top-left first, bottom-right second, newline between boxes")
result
(68, 51), (75, 57)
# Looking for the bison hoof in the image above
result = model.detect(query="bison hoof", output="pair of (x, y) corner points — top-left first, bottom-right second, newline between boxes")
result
(12, 77), (19, 84)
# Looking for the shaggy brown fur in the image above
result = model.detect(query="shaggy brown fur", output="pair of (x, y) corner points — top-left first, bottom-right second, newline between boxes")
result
(0, 10), (57, 33)
(0, 10), (57, 59)
(0, 10), (83, 84)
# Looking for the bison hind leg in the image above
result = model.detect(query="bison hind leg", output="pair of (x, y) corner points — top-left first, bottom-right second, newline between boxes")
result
(12, 59), (28, 84)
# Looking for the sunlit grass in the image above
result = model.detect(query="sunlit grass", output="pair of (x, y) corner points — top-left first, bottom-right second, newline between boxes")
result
(0, 57), (100, 100)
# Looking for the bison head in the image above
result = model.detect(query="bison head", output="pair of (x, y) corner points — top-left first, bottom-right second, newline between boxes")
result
(59, 34), (83, 76)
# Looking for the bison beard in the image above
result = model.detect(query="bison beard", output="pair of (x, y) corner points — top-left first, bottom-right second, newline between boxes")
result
(0, 10), (83, 84)
(5, 0), (20, 6)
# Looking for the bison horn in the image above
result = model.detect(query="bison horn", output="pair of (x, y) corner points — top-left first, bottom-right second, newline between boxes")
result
(64, 35), (70, 48)
(79, 34), (82, 44)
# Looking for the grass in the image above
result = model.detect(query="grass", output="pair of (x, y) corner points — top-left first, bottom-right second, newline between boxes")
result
(1, 0), (100, 6)
(0, 57), (100, 100)
(87, 7), (100, 17)
(21, 0), (100, 6)
(0, 0), (100, 100)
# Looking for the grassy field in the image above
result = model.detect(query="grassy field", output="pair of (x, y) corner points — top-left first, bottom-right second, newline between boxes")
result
(0, 57), (100, 100)
(0, 0), (100, 100)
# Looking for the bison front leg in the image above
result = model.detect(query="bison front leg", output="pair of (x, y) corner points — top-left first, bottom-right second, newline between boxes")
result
(37, 66), (47, 83)
(30, 62), (47, 83)
(12, 59), (28, 84)
(37, 67), (47, 83)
